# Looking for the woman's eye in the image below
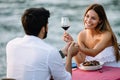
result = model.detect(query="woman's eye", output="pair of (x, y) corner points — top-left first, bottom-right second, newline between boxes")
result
(91, 17), (96, 20)
(86, 15), (89, 18)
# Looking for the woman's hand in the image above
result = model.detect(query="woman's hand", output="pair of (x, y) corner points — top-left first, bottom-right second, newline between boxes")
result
(63, 32), (74, 43)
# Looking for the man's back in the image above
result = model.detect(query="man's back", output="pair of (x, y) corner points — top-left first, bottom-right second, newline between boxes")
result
(6, 35), (70, 80)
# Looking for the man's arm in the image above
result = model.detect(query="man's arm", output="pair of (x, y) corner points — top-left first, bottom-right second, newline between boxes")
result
(61, 42), (79, 74)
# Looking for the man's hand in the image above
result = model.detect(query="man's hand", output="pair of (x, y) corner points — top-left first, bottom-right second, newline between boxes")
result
(61, 41), (79, 58)
(68, 42), (79, 57)
(61, 42), (72, 56)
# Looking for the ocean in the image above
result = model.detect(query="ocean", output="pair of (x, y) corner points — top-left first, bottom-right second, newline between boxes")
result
(0, 0), (120, 78)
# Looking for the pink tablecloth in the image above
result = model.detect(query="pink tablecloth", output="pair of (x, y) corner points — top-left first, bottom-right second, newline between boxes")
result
(72, 66), (120, 80)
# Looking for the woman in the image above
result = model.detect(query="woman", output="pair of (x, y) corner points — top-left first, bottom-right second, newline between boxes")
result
(63, 3), (120, 67)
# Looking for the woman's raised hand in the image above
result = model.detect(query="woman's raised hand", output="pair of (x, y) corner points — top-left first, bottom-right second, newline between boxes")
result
(63, 32), (74, 42)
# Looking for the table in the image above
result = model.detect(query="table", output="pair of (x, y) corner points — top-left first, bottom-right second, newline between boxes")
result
(72, 66), (120, 80)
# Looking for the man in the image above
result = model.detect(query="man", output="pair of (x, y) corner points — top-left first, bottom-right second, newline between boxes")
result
(6, 7), (79, 80)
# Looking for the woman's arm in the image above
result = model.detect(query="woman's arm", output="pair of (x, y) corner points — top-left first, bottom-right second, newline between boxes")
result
(78, 31), (112, 57)
(74, 51), (86, 65)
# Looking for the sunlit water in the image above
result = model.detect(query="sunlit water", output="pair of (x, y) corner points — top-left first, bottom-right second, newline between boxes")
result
(0, 0), (120, 78)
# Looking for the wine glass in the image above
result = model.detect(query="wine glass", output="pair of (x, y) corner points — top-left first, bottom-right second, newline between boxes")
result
(61, 17), (70, 31)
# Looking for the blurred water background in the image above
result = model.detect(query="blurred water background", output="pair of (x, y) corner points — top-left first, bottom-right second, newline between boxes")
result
(0, 0), (120, 79)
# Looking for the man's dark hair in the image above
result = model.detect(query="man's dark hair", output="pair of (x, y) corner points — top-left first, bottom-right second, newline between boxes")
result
(21, 7), (50, 36)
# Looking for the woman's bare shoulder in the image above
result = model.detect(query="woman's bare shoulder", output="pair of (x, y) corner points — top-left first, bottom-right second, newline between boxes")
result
(102, 31), (112, 39)
(99, 31), (112, 46)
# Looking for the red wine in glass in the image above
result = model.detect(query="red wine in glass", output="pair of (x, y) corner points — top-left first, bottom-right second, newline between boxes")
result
(62, 25), (70, 31)
(61, 17), (70, 31)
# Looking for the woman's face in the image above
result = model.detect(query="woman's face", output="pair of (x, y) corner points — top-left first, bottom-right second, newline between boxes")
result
(84, 10), (101, 29)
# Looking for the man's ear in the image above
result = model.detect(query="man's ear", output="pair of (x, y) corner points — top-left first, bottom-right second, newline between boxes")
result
(41, 26), (45, 33)
(38, 26), (45, 38)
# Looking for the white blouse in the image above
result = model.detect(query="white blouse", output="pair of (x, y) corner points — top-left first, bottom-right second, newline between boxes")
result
(85, 46), (120, 67)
